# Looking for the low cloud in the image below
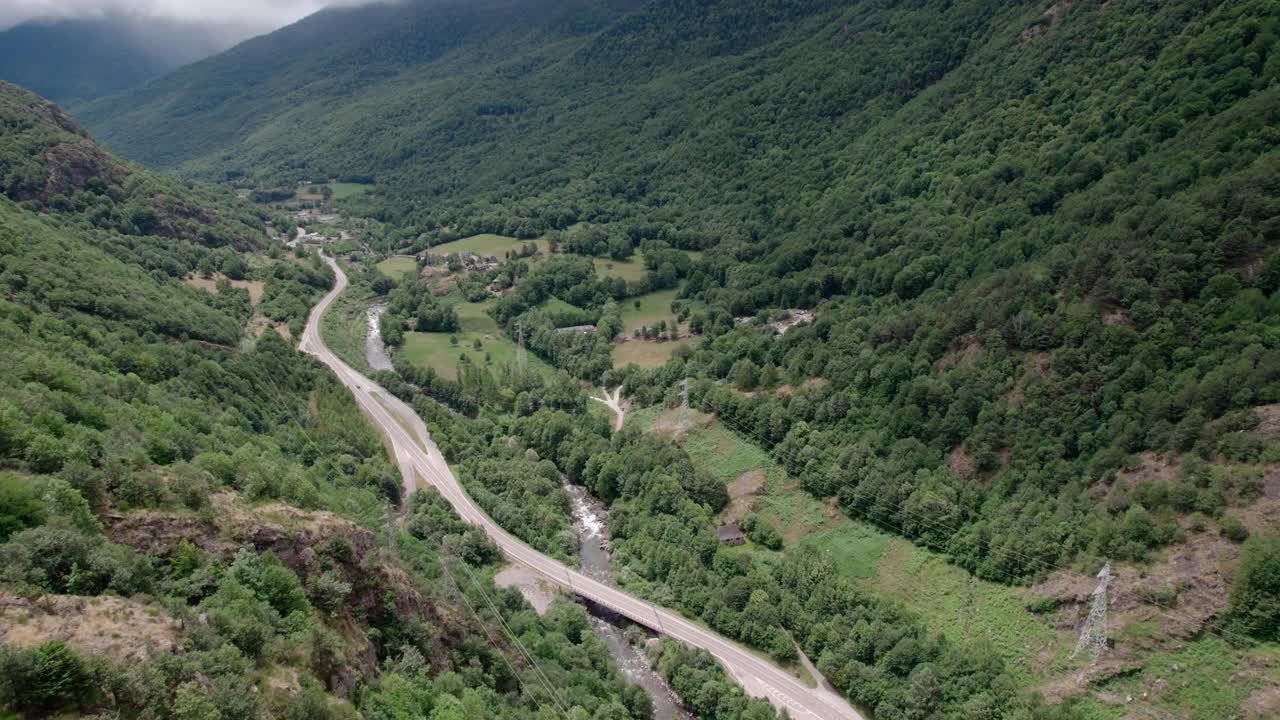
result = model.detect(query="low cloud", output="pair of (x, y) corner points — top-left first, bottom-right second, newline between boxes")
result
(0, 1), (338, 34)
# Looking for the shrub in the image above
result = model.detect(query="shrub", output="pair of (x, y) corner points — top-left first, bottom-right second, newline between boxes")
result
(0, 472), (44, 541)
(1226, 534), (1280, 642)
(1222, 514), (1250, 543)
(0, 525), (153, 595)
(200, 578), (278, 656)
(1025, 596), (1059, 615)
(173, 681), (221, 720)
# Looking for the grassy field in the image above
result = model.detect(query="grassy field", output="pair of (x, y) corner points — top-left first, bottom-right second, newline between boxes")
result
(434, 234), (548, 259)
(612, 338), (695, 369)
(539, 296), (594, 325)
(619, 288), (682, 335)
(1096, 638), (1279, 719)
(451, 299), (499, 334)
(328, 182), (372, 200)
(376, 255), (418, 280)
(593, 255), (647, 282)
(432, 288), (501, 333)
(402, 330), (551, 381)
(628, 405), (1071, 684)
(184, 274), (266, 305)
(319, 282), (372, 373)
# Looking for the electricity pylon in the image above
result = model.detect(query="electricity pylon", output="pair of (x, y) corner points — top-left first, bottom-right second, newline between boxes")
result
(516, 320), (527, 372)
(677, 377), (690, 434)
(1070, 561), (1112, 667)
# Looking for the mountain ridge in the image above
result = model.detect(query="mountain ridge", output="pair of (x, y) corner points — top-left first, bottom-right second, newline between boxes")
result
(0, 14), (258, 106)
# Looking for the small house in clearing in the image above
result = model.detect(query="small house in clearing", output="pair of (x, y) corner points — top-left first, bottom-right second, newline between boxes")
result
(717, 524), (745, 546)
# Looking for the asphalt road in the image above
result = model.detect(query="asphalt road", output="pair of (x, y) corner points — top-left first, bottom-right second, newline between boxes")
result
(301, 255), (865, 720)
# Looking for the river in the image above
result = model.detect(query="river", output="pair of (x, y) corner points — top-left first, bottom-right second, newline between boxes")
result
(563, 481), (690, 720)
(364, 299), (686, 717)
(366, 303), (394, 371)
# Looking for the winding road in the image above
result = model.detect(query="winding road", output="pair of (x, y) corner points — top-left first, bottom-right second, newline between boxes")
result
(301, 255), (865, 720)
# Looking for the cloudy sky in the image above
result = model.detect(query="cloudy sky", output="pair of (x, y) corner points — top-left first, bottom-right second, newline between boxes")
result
(0, 0), (344, 33)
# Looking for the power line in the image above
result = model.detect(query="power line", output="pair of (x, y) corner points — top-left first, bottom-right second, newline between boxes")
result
(692, 389), (1256, 648)
(444, 549), (575, 716)
(437, 555), (565, 716)
(293, 257), (573, 714)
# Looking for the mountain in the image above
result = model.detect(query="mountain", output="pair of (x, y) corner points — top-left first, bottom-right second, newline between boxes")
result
(89, 0), (1280, 578)
(58, 0), (1280, 715)
(80, 0), (644, 171)
(0, 14), (257, 106)
(0, 82), (744, 720)
(81, 0), (1278, 247)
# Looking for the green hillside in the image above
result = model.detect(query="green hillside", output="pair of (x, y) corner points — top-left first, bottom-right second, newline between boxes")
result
(0, 82), (734, 720)
(55, 0), (1280, 715)
(83, 0), (1280, 576)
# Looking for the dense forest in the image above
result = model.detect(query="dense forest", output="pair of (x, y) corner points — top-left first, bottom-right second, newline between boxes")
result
(11, 0), (1280, 716)
(95, 0), (1280, 588)
(0, 82), (722, 720)
(368, 302), (1105, 720)
(0, 16), (246, 107)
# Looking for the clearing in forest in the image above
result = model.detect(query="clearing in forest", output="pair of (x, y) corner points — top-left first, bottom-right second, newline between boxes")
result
(327, 182), (372, 200)
(433, 234), (549, 259)
(612, 337), (696, 369)
(184, 273), (265, 304)
(593, 255), (647, 282)
(376, 256), (418, 280)
(401, 330), (551, 381)
(619, 288), (683, 335)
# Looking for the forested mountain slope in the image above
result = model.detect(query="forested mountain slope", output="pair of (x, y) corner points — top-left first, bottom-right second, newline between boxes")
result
(0, 83), (694, 720)
(80, 0), (643, 171)
(82, 0), (1274, 250)
(86, 0), (1280, 595)
(0, 16), (250, 106)
(57, 0), (1280, 714)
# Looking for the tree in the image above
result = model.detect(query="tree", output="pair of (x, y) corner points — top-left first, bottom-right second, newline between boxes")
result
(430, 694), (465, 720)
(732, 360), (758, 391)
(308, 570), (352, 615)
(222, 254), (249, 281)
(1122, 504), (1155, 546)
(759, 364), (778, 389)
(171, 539), (202, 578)
(362, 673), (433, 720)
(1226, 534), (1280, 641)
(29, 641), (89, 709)
(173, 682), (221, 720)
(608, 235), (634, 261)
(228, 548), (310, 618)
(25, 434), (66, 474)
(200, 578), (279, 656)
(0, 473), (43, 541)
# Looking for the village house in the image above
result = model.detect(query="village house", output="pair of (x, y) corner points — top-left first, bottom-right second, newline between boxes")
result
(556, 325), (597, 335)
(717, 524), (745, 546)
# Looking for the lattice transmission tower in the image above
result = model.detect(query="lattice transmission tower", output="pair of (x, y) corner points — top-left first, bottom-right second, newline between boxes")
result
(677, 378), (690, 434)
(515, 320), (527, 372)
(1070, 561), (1112, 667)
